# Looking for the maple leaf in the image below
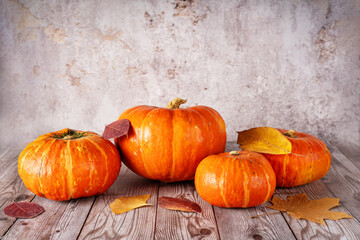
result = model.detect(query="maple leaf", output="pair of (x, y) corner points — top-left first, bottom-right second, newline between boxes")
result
(158, 196), (202, 213)
(4, 202), (45, 218)
(102, 119), (130, 140)
(110, 194), (150, 214)
(237, 127), (292, 154)
(268, 193), (353, 225)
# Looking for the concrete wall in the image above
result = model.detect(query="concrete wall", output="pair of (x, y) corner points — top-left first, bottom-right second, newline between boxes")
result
(1, 0), (359, 148)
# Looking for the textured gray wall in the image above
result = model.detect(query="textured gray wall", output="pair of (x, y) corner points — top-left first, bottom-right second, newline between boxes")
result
(1, 0), (359, 148)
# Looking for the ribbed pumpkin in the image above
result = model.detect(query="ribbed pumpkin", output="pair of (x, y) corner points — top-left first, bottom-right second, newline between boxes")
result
(195, 151), (276, 208)
(114, 98), (226, 182)
(18, 128), (121, 201)
(262, 129), (331, 187)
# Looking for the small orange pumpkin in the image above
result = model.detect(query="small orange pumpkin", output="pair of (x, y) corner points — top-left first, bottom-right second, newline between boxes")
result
(262, 129), (331, 187)
(18, 128), (121, 201)
(115, 98), (226, 182)
(195, 151), (276, 208)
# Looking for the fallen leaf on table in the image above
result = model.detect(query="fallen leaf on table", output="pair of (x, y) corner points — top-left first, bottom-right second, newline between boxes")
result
(268, 193), (353, 225)
(4, 202), (45, 218)
(110, 194), (150, 214)
(237, 127), (292, 154)
(102, 119), (130, 140)
(158, 196), (202, 213)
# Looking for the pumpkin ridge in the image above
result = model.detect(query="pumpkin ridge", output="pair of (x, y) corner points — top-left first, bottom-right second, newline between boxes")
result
(65, 140), (74, 199)
(38, 139), (57, 199)
(190, 108), (210, 157)
(18, 142), (38, 177)
(282, 154), (290, 187)
(185, 108), (200, 180)
(219, 158), (230, 208)
(240, 159), (250, 207)
(170, 110), (175, 181)
(85, 137), (109, 194)
(139, 108), (157, 179)
(306, 138), (314, 184)
(256, 157), (273, 204)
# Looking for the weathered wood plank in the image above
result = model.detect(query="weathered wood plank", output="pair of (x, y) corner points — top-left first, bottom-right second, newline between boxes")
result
(274, 179), (360, 240)
(3, 196), (95, 240)
(214, 200), (296, 240)
(333, 142), (360, 169)
(155, 181), (219, 240)
(1, 142), (359, 240)
(0, 148), (20, 178)
(78, 166), (159, 239)
(0, 148), (35, 236)
(322, 145), (360, 220)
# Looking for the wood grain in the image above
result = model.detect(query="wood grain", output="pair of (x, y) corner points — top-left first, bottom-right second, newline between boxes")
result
(1, 143), (360, 240)
(0, 149), (34, 236)
(322, 146), (360, 219)
(155, 181), (219, 240)
(3, 196), (95, 240)
(215, 199), (296, 240)
(333, 142), (360, 169)
(78, 166), (158, 239)
(274, 179), (360, 240)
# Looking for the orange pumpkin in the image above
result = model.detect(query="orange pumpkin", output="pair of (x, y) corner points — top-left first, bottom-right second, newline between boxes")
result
(195, 151), (276, 208)
(18, 128), (121, 201)
(262, 129), (331, 187)
(114, 98), (226, 182)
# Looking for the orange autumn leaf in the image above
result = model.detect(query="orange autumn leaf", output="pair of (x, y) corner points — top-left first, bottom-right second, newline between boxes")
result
(237, 127), (292, 154)
(110, 194), (150, 214)
(158, 196), (202, 213)
(268, 193), (353, 225)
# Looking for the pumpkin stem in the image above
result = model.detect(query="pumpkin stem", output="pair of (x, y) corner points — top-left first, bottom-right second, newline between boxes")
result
(229, 151), (240, 155)
(166, 98), (187, 109)
(53, 129), (85, 140)
(284, 130), (297, 138)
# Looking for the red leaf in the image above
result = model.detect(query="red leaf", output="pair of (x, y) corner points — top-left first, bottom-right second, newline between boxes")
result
(158, 196), (202, 213)
(102, 119), (130, 140)
(4, 202), (45, 218)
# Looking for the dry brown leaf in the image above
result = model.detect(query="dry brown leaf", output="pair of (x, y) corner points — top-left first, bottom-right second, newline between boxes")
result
(237, 127), (292, 154)
(102, 119), (130, 140)
(4, 202), (45, 219)
(158, 196), (202, 213)
(268, 193), (354, 225)
(110, 194), (150, 214)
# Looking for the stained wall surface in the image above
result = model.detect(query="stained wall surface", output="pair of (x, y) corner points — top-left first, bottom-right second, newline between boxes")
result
(0, 0), (359, 147)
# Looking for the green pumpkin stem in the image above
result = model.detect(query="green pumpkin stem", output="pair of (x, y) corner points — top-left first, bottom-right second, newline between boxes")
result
(53, 129), (85, 140)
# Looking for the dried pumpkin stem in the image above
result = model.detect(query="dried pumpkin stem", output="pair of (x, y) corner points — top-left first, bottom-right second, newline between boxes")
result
(166, 98), (187, 109)
(284, 129), (297, 138)
(229, 151), (240, 155)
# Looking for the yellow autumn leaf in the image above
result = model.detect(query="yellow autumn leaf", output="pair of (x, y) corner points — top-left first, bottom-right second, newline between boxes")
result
(110, 194), (151, 214)
(268, 193), (353, 225)
(237, 127), (292, 154)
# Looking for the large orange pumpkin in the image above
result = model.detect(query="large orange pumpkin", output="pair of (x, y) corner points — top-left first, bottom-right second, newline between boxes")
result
(195, 151), (276, 208)
(114, 98), (226, 182)
(18, 128), (121, 201)
(262, 129), (331, 187)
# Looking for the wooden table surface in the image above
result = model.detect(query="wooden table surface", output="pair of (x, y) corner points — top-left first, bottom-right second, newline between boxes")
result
(0, 142), (359, 240)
